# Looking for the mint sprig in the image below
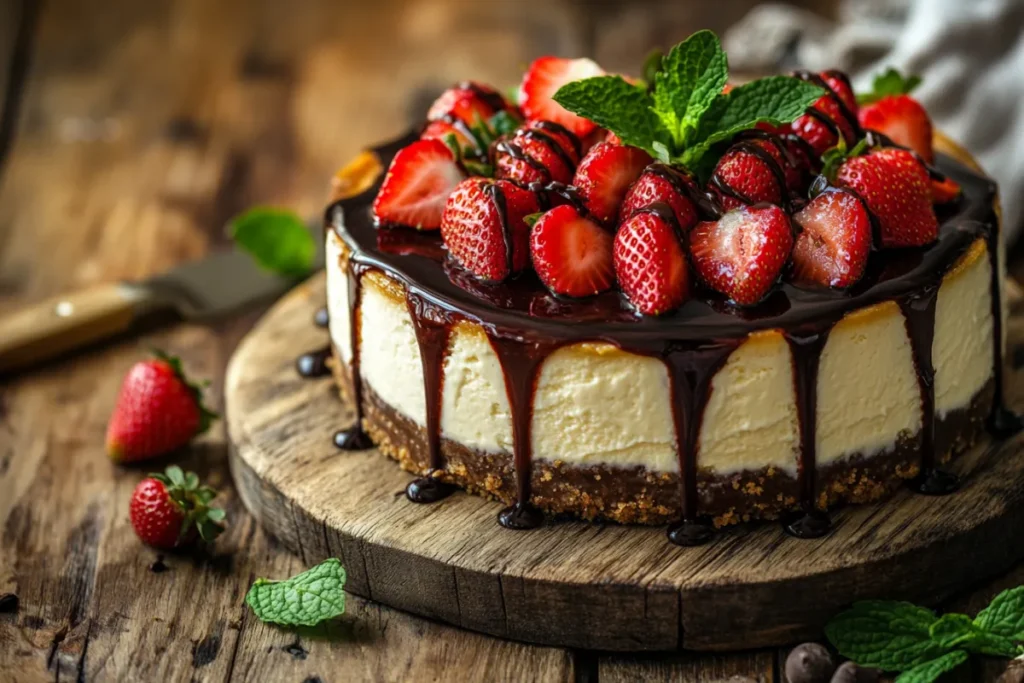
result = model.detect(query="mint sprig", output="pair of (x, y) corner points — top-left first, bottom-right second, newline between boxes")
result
(229, 207), (316, 278)
(552, 30), (823, 171)
(245, 558), (347, 627)
(827, 588), (1024, 682)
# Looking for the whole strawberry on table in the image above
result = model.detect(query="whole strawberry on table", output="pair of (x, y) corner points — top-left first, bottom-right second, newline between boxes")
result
(369, 29), (961, 316)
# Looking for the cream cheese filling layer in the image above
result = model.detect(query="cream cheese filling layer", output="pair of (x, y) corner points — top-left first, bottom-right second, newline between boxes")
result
(326, 230), (996, 476)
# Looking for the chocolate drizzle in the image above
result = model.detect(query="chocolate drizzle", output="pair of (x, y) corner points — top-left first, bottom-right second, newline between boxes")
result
(296, 346), (332, 379)
(405, 291), (456, 503)
(334, 264), (373, 451)
(327, 130), (1015, 543)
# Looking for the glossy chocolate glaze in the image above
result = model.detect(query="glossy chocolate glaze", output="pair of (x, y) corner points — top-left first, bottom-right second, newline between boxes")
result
(296, 346), (332, 379)
(326, 130), (1012, 543)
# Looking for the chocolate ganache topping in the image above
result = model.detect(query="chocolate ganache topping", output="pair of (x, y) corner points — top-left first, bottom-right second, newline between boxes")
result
(319, 130), (1016, 544)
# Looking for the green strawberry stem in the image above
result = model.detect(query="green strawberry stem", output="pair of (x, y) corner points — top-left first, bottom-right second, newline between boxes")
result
(150, 465), (226, 544)
(857, 67), (923, 106)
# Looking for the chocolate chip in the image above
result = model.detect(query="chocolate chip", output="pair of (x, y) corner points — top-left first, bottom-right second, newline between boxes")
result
(0, 593), (19, 613)
(785, 643), (836, 683)
(830, 661), (879, 683)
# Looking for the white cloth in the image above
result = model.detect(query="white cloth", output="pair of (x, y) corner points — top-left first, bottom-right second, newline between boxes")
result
(724, 0), (1024, 240)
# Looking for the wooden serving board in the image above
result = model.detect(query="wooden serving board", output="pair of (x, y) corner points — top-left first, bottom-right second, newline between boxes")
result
(226, 273), (1024, 652)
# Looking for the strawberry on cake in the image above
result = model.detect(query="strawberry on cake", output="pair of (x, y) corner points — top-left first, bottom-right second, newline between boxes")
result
(321, 30), (1017, 545)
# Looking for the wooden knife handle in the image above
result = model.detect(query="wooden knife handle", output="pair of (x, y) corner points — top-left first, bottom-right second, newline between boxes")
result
(0, 282), (152, 373)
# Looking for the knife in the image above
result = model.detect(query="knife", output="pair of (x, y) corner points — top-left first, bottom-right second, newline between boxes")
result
(0, 239), (325, 374)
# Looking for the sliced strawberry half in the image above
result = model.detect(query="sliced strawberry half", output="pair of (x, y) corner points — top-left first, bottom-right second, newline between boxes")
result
(495, 120), (581, 186)
(709, 139), (788, 211)
(440, 177), (541, 281)
(856, 68), (933, 163)
(572, 142), (652, 226)
(530, 205), (615, 297)
(427, 81), (512, 124)
(690, 204), (794, 306)
(791, 188), (871, 289)
(621, 163), (700, 231)
(373, 139), (466, 230)
(519, 56), (605, 138)
(614, 210), (692, 315)
(931, 175), (961, 204)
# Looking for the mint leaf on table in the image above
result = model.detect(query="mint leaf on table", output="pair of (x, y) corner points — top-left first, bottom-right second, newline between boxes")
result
(975, 586), (1024, 641)
(652, 29), (727, 148)
(825, 601), (946, 670)
(894, 650), (969, 683)
(245, 558), (347, 627)
(229, 207), (316, 278)
(929, 612), (1018, 657)
(552, 75), (670, 152)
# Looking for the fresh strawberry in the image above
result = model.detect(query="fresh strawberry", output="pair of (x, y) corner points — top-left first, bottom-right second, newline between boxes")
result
(690, 204), (794, 306)
(572, 142), (652, 226)
(494, 120), (581, 185)
(530, 205), (615, 297)
(372, 139), (465, 230)
(614, 210), (692, 315)
(519, 56), (605, 138)
(709, 139), (788, 210)
(791, 188), (871, 288)
(621, 163), (700, 231)
(834, 146), (938, 247)
(421, 119), (482, 155)
(106, 352), (216, 463)
(130, 465), (225, 549)
(791, 70), (859, 157)
(427, 82), (512, 124)
(931, 175), (961, 204)
(441, 177), (541, 281)
(856, 69), (933, 163)
(821, 70), (858, 117)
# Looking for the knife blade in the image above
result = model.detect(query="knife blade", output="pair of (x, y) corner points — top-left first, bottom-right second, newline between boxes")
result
(0, 238), (325, 374)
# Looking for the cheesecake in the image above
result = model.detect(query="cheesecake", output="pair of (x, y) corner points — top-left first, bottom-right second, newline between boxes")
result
(317, 32), (1016, 545)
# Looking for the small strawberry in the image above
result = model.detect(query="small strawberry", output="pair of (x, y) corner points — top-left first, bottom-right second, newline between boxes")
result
(621, 163), (700, 231)
(572, 142), (652, 226)
(614, 209), (692, 315)
(106, 352), (217, 463)
(519, 56), (605, 138)
(931, 175), (962, 204)
(530, 205), (615, 297)
(441, 177), (541, 281)
(709, 138), (789, 211)
(427, 81), (512, 124)
(831, 143), (938, 247)
(130, 465), (225, 549)
(690, 204), (794, 306)
(372, 139), (466, 230)
(494, 120), (581, 186)
(857, 69), (933, 163)
(791, 70), (859, 157)
(791, 188), (872, 288)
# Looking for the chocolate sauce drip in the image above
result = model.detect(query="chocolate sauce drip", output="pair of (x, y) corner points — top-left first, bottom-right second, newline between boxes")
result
(645, 163), (722, 218)
(329, 130), (1008, 542)
(405, 291), (456, 503)
(664, 341), (739, 546)
(529, 119), (583, 158)
(335, 264), (373, 451)
(986, 223), (1024, 436)
(899, 283), (960, 494)
(458, 81), (510, 115)
(490, 338), (554, 530)
(314, 306), (330, 328)
(711, 135), (791, 210)
(784, 329), (833, 538)
(494, 125), (577, 184)
(482, 181), (514, 275)
(296, 346), (332, 379)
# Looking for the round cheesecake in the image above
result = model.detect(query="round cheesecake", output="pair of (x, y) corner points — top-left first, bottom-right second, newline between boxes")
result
(322, 132), (1008, 532)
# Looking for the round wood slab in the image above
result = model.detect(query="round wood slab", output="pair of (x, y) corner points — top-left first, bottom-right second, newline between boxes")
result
(226, 273), (1024, 652)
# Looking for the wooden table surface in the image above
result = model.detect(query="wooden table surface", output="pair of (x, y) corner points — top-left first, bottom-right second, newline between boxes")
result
(0, 1), (1020, 680)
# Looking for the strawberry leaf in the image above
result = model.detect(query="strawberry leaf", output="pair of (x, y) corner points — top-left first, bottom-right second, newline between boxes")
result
(858, 67), (923, 105)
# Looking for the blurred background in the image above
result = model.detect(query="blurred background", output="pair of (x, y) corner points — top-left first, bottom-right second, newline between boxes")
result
(1, 0), (1022, 304)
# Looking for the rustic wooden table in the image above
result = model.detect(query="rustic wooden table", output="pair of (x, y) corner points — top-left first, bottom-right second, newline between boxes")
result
(0, 1), (1019, 680)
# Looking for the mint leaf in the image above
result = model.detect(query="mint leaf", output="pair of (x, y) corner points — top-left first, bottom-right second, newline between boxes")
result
(825, 601), (947, 670)
(652, 29), (728, 146)
(246, 558), (347, 627)
(894, 650), (968, 683)
(684, 75), (823, 166)
(229, 207), (316, 278)
(553, 76), (670, 152)
(976, 586), (1024, 641)
(641, 49), (663, 88)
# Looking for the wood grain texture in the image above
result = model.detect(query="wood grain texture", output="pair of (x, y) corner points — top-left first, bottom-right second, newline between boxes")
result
(226, 272), (1024, 652)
